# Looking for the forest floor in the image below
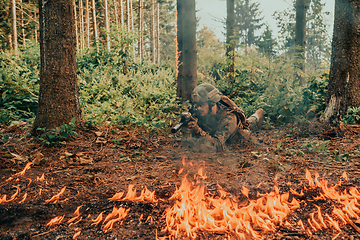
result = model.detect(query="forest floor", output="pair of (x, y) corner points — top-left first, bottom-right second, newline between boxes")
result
(1, 121), (360, 240)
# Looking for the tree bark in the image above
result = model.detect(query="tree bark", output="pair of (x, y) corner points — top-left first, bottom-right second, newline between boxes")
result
(85, 0), (90, 48)
(20, 0), (26, 48)
(176, 0), (184, 98)
(322, 0), (360, 123)
(33, 0), (83, 132)
(11, 0), (18, 53)
(150, 0), (155, 63)
(120, 0), (124, 26)
(138, 0), (143, 62)
(104, 0), (110, 50)
(181, 0), (197, 102)
(294, 0), (306, 86)
(126, 0), (130, 31)
(73, 0), (79, 50)
(226, 0), (235, 80)
(91, 0), (98, 45)
(130, 0), (133, 30)
(156, 2), (160, 64)
(80, 0), (85, 49)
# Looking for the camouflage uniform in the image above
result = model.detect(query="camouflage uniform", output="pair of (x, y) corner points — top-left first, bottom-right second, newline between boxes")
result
(183, 102), (259, 152)
(181, 83), (262, 152)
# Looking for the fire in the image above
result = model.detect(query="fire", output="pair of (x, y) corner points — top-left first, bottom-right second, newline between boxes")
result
(73, 230), (81, 239)
(0, 186), (21, 204)
(46, 215), (65, 227)
(90, 211), (104, 226)
(6, 162), (32, 182)
(102, 206), (130, 232)
(45, 186), (66, 204)
(68, 205), (83, 224)
(109, 184), (157, 203)
(36, 173), (45, 182)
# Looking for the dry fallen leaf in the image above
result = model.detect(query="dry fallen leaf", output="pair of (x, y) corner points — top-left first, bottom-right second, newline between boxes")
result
(95, 131), (103, 137)
(32, 151), (44, 165)
(64, 151), (74, 158)
(78, 156), (94, 165)
(10, 153), (28, 163)
(96, 137), (107, 144)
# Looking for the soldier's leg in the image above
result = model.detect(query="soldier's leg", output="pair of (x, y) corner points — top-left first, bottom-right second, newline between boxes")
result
(247, 109), (264, 130)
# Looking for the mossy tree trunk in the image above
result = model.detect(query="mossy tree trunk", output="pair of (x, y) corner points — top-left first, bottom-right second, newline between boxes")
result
(32, 0), (83, 133)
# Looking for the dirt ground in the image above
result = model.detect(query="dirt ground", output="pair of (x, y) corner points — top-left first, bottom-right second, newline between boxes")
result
(1, 121), (360, 240)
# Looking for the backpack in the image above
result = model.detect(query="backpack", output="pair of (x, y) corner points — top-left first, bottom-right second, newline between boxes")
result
(219, 95), (249, 128)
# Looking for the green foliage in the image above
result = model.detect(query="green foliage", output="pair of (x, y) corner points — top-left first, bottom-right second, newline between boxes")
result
(343, 107), (360, 124)
(213, 47), (328, 124)
(35, 117), (77, 146)
(301, 140), (330, 154)
(0, 42), (40, 124)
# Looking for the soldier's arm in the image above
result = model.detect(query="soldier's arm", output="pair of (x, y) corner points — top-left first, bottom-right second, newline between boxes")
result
(195, 114), (238, 151)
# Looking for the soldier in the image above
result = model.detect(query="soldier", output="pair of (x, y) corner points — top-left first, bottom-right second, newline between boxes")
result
(181, 83), (264, 152)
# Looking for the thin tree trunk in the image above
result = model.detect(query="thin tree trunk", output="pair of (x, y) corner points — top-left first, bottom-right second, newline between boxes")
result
(80, 0), (85, 49)
(120, 0), (124, 26)
(104, 0), (110, 50)
(91, 0), (98, 45)
(322, 0), (360, 123)
(176, 1), (183, 98)
(156, 2), (160, 64)
(126, 0), (130, 31)
(85, 0), (90, 48)
(130, 0), (134, 30)
(33, 0), (83, 132)
(226, 0), (235, 81)
(138, 0), (143, 62)
(34, 6), (38, 43)
(150, 0), (155, 63)
(182, 0), (197, 102)
(295, 0), (306, 86)
(20, 0), (26, 48)
(11, 0), (18, 53)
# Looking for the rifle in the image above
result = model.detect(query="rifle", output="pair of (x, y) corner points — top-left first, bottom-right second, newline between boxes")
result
(171, 105), (198, 133)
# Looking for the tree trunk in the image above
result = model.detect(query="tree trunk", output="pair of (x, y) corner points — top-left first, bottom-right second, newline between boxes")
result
(138, 0), (143, 62)
(294, 0), (306, 86)
(33, 0), (83, 132)
(80, 0), (85, 49)
(91, 0), (98, 45)
(104, 0), (110, 50)
(85, 0), (90, 48)
(126, 0), (130, 31)
(176, 0), (184, 98)
(20, 0), (26, 48)
(130, 0), (133, 30)
(73, 0), (79, 50)
(120, 0), (124, 26)
(322, 0), (360, 123)
(150, 0), (155, 63)
(156, 2), (160, 64)
(11, 0), (18, 53)
(226, 0), (235, 80)
(181, 0), (197, 102)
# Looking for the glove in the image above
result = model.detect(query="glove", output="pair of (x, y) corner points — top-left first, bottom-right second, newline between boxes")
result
(185, 119), (202, 135)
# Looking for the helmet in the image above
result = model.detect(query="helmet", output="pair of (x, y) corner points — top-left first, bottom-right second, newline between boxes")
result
(191, 83), (221, 104)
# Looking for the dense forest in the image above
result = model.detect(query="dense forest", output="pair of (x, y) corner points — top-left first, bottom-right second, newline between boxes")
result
(1, 0), (360, 239)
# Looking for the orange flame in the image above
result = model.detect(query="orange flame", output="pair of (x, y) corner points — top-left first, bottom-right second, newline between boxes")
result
(73, 230), (81, 239)
(6, 162), (32, 182)
(102, 207), (130, 232)
(90, 211), (104, 226)
(45, 186), (66, 203)
(37, 173), (45, 182)
(0, 186), (21, 204)
(109, 185), (157, 203)
(46, 215), (65, 227)
(19, 192), (27, 203)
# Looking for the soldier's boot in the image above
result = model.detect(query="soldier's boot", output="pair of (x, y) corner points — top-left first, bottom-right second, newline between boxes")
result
(248, 108), (264, 130)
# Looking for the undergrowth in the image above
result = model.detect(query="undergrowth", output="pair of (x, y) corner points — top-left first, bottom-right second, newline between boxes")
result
(1, 39), (332, 132)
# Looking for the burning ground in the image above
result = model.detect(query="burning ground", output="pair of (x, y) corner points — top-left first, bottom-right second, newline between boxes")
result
(1, 122), (360, 239)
